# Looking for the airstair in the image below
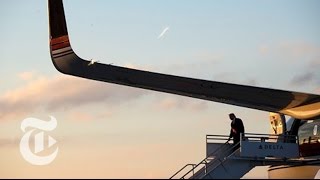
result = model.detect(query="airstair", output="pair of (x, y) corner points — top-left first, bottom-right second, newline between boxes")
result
(170, 133), (302, 179)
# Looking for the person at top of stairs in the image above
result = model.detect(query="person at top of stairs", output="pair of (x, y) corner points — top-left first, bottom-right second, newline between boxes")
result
(227, 113), (245, 151)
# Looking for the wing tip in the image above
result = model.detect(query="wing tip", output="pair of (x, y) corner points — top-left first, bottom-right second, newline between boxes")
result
(48, 0), (69, 39)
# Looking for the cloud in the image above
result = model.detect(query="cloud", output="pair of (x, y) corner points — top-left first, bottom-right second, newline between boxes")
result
(157, 26), (170, 39)
(308, 58), (320, 69)
(17, 71), (36, 81)
(0, 137), (20, 147)
(155, 96), (208, 112)
(258, 45), (269, 55)
(68, 112), (96, 122)
(68, 111), (113, 122)
(0, 74), (148, 121)
(278, 41), (320, 59)
(289, 58), (320, 88)
(290, 72), (316, 86)
(258, 41), (320, 61)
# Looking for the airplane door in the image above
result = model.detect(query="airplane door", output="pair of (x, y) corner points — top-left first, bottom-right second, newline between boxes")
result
(269, 112), (287, 136)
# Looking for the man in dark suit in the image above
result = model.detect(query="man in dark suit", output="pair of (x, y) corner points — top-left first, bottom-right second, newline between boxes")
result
(228, 113), (245, 151)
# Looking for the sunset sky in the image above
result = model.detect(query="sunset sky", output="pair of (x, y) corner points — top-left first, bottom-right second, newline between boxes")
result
(1, 0), (320, 178)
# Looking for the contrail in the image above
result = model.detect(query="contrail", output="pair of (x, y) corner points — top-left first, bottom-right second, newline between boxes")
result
(158, 26), (170, 39)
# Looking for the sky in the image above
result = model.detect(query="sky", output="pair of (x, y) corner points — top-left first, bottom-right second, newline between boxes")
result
(0, 0), (320, 178)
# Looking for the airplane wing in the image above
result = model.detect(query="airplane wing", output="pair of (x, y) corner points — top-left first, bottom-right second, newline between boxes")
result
(48, 0), (320, 120)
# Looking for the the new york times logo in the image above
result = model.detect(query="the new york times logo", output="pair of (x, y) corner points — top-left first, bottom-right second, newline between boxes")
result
(19, 116), (58, 165)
